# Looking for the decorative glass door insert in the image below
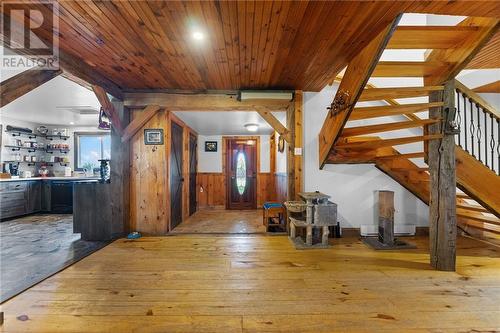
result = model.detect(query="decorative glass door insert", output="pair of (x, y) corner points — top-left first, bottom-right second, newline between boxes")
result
(236, 151), (247, 195)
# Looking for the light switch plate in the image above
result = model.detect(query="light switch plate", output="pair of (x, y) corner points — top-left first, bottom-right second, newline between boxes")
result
(294, 147), (302, 155)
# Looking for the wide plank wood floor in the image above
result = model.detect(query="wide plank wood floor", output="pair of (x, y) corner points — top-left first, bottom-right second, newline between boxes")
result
(1, 234), (499, 332)
(172, 209), (265, 234)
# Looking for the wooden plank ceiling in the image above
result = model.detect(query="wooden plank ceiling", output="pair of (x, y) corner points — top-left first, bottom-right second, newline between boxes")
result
(467, 31), (500, 69)
(2, 1), (499, 92)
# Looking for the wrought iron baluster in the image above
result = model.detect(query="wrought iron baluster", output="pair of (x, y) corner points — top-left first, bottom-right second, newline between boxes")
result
(476, 103), (481, 161)
(497, 118), (500, 175)
(490, 114), (495, 172)
(484, 109), (488, 167)
(456, 89), (462, 147)
(469, 99), (475, 158)
(463, 93), (468, 152)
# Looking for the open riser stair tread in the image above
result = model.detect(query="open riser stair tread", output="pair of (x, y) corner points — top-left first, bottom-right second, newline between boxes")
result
(341, 119), (440, 137)
(350, 102), (443, 120)
(359, 86), (444, 101)
(336, 134), (443, 151)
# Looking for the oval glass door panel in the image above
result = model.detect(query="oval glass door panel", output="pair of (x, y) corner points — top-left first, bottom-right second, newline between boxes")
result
(236, 151), (247, 195)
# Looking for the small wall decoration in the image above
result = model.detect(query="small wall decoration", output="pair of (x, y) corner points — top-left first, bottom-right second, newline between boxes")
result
(144, 129), (164, 145)
(205, 141), (218, 152)
(277, 135), (285, 153)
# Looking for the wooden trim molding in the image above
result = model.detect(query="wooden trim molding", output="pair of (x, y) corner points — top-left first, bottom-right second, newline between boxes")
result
(121, 105), (161, 143)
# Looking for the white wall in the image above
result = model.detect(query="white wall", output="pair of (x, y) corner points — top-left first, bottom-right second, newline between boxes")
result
(303, 84), (429, 228)
(198, 135), (271, 173)
(1, 115), (103, 175)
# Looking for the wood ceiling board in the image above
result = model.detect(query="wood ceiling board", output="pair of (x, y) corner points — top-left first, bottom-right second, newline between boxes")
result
(473, 80), (500, 93)
(467, 31), (500, 69)
(405, 1), (500, 18)
(388, 26), (479, 49)
(4, 1), (499, 92)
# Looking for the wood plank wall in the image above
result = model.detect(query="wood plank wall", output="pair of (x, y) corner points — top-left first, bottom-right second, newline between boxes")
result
(197, 172), (277, 209)
(129, 110), (169, 235)
(275, 173), (288, 203)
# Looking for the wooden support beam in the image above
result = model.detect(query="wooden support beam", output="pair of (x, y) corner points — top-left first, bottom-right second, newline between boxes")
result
(425, 17), (499, 86)
(336, 134), (442, 151)
(293, 91), (303, 199)
(350, 102), (444, 120)
(0, 67), (62, 107)
(341, 119), (439, 138)
(359, 86), (444, 102)
(388, 26), (479, 49)
(428, 80), (456, 271)
(255, 106), (291, 143)
(286, 103), (295, 201)
(92, 85), (124, 136)
(124, 92), (290, 111)
(121, 105), (161, 143)
(318, 16), (401, 168)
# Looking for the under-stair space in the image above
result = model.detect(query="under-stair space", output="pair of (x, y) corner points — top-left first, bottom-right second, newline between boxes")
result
(325, 17), (500, 240)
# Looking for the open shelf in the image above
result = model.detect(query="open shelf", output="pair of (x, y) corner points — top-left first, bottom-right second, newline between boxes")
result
(5, 130), (40, 139)
(45, 134), (70, 141)
(4, 145), (45, 153)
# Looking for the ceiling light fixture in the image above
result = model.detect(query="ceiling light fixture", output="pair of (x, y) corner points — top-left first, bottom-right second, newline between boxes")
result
(192, 31), (205, 41)
(244, 123), (259, 132)
(69, 122), (75, 125)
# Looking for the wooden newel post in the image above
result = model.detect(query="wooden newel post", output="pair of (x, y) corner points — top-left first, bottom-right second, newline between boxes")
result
(428, 80), (457, 271)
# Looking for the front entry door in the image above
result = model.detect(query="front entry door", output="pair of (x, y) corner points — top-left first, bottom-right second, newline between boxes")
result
(170, 121), (183, 229)
(226, 139), (257, 210)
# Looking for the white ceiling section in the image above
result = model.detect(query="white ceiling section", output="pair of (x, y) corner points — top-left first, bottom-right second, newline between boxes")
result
(0, 75), (101, 126)
(173, 111), (286, 136)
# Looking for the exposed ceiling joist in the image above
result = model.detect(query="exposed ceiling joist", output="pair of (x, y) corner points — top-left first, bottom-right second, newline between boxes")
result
(472, 80), (500, 93)
(0, 67), (62, 107)
(123, 93), (290, 111)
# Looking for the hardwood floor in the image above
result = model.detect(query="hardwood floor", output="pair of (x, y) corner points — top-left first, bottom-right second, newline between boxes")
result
(172, 209), (265, 234)
(0, 214), (109, 302)
(1, 234), (499, 332)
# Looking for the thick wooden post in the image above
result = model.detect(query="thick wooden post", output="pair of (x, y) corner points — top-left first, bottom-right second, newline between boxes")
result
(110, 99), (130, 238)
(294, 91), (303, 199)
(428, 80), (457, 271)
(286, 103), (295, 201)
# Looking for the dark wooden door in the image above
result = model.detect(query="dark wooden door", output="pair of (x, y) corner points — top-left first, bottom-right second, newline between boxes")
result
(170, 121), (183, 229)
(189, 133), (197, 216)
(226, 139), (257, 210)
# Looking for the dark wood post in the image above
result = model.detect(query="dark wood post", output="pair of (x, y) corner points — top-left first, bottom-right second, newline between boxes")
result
(110, 99), (130, 238)
(428, 80), (457, 271)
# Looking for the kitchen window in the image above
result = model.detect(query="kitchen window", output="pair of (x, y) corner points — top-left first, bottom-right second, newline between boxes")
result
(74, 132), (111, 171)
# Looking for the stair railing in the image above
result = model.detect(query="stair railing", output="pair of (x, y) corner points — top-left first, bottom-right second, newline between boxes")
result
(455, 80), (499, 175)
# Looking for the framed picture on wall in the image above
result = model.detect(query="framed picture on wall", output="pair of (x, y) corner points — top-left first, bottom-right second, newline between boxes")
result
(205, 141), (217, 152)
(144, 129), (164, 145)
(277, 135), (285, 153)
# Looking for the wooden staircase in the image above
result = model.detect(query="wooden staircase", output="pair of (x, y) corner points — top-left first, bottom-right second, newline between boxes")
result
(325, 17), (500, 240)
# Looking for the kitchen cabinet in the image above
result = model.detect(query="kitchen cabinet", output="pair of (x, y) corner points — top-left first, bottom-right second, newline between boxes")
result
(28, 181), (42, 213)
(0, 181), (39, 219)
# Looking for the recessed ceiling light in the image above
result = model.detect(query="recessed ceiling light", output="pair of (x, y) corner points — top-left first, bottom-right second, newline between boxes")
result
(192, 31), (205, 41)
(244, 123), (259, 132)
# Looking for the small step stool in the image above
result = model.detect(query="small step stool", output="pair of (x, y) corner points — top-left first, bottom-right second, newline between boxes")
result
(263, 202), (286, 232)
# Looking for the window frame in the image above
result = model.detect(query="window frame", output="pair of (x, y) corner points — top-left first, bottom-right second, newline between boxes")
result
(73, 131), (111, 171)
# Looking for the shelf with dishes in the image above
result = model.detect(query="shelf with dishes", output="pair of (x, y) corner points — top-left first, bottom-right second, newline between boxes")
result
(4, 145), (70, 154)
